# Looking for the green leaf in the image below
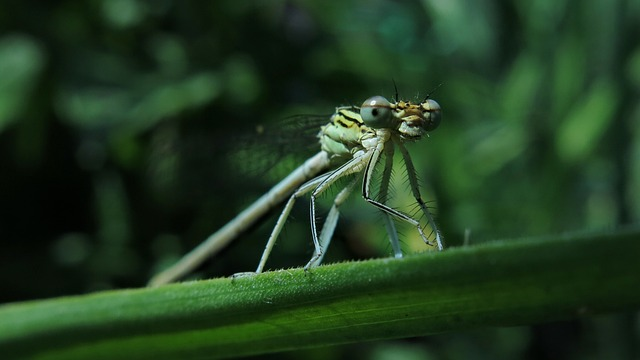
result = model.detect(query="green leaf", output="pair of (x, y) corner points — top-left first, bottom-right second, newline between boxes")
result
(0, 35), (45, 133)
(555, 79), (618, 162)
(2, 227), (639, 359)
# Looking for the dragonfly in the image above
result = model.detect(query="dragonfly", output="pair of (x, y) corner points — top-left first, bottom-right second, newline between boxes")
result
(148, 93), (443, 286)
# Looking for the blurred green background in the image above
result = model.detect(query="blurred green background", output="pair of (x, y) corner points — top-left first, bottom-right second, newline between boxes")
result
(0, 0), (638, 358)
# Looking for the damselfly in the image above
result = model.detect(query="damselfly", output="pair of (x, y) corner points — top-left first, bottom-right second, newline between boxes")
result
(149, 93), (443, 286)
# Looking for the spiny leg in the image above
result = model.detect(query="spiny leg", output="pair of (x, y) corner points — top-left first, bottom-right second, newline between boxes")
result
(255, 174), (330, 273)
(378, 142), (402, 258)
(311, 175), (359, 268)
(305, 154), (371, 270)
(151, 151), (331, 286)
(396, 140), (443, 250)
(362, 142), (431, 244)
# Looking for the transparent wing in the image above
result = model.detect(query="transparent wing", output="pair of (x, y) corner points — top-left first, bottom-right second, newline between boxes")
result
(228, 113), (332, 181)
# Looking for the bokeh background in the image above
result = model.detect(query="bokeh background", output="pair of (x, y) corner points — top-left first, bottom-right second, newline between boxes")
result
(1, 0), (638, 359)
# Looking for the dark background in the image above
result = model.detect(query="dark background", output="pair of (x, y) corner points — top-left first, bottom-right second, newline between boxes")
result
(0, 1), (638, 359)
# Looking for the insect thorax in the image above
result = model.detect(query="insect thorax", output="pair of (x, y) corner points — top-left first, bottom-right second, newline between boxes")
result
(318, 107), (374, 164)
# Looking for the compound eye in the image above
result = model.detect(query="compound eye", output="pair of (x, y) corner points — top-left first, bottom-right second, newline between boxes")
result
(360, 96), (394, 129)
(422, 99), (442, 131)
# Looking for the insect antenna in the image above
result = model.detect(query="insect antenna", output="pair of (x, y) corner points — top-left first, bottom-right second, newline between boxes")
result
(423, 83), (444, 101)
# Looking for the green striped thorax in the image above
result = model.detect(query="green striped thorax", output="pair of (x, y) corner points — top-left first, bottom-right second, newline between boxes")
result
(319, 95), (442, 163)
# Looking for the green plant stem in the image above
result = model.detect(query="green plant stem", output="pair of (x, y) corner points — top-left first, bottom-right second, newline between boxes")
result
(2, 227), (640, 359)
